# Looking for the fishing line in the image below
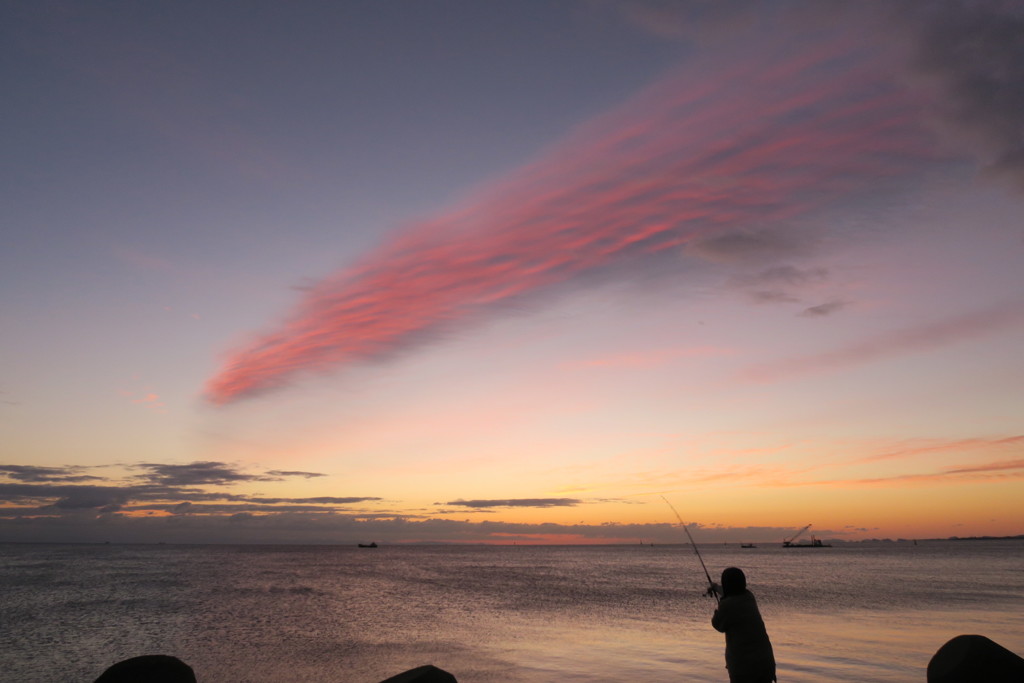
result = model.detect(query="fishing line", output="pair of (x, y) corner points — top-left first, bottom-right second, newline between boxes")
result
(661, 495), (719, 604)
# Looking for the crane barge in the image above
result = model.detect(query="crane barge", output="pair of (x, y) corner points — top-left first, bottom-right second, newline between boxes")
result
(783, 523), (831, 548)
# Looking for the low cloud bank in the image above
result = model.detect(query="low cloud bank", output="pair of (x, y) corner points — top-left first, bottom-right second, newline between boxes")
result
(0, 508), (812, 546)
(0, 461), (376, 518)
(0, 461), (828, 545)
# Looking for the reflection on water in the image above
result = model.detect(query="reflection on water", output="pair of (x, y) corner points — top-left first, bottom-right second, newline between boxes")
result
(1, 541), (1021, 682)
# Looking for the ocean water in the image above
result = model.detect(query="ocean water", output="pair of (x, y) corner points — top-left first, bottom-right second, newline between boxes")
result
(1, 540), (1021, 682)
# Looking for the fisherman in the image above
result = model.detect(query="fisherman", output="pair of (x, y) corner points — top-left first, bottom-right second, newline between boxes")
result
(710, 567), (777, 683)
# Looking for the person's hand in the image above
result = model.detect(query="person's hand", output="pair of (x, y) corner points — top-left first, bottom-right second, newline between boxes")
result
(706, 582), (721, 598)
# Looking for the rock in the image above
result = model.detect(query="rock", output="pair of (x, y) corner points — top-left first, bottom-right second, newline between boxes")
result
(927, 634), (1024, 683)
(378, 664), (458, 683)
(94, 655), (196, 683)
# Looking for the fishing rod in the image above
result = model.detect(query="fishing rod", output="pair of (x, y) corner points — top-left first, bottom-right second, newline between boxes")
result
(661, 495), (719, 604)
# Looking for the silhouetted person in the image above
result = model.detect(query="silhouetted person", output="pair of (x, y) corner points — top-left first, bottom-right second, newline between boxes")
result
(711, 567), (776, 683)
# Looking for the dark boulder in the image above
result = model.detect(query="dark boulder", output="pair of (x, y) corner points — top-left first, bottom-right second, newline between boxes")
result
(378, 664), (458, 683)
(928, 634), (1024, 683)
(94, 655), (196, 683)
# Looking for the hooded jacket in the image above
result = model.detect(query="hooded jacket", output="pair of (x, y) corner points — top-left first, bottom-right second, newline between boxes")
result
(711, 589), (776, 681)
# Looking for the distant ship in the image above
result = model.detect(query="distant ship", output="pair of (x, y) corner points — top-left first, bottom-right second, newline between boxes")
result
(784, 537), (831, 548)
(358, 542), (378, 548)
(741, 543), (757, 548)
(782, 524), (832, 548)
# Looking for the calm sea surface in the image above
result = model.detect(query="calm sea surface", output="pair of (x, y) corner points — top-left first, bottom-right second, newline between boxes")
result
(1, 540), (1022, 682)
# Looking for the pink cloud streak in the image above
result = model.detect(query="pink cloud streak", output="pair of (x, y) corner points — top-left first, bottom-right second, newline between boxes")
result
(208, 32), (934, 403)
(852, 435), (1024, 465)
(833, 460), (1024, 488)
(743, 301), (1024, 383)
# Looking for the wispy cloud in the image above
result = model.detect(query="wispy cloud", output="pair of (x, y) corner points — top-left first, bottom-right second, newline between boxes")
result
(731, 262), (842, 314)
(206, 25), (935, 404)
(133, 461), (281, 487)
(440, 498), (583, 509)
(0, 461), (346, 516)
(744, 301), (1024, 382)
(0, 482), (135, 512)
(121, 375), (167, 413)
(943, 458), (1024, 476)
(913, 2), (1024, 188)
(749, 290), (801, 305)
(622, 1), (1024, 188)
(689, 231), (813, 266)
(832, 463), (1024, 488)
(266, 470), (326, 479)
(799, 300), (848, 317)
(852, 435), (1024, 465)
(775, 447), (1024, 489)
(0, 465), (101, 483)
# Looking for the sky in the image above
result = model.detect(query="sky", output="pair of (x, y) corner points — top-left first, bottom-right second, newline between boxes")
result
(2, 1), (1023, 545)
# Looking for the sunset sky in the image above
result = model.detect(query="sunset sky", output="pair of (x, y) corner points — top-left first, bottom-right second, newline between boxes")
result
(3, 1), (1022, 545)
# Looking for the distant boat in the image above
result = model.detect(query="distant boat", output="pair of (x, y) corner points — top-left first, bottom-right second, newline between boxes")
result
(783, 537), (831, 548)
(357, 542), (378, 548)
(741, 543), (757, 548)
